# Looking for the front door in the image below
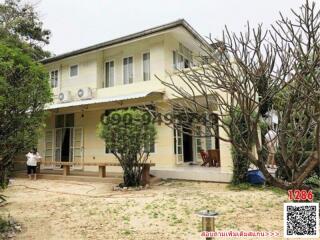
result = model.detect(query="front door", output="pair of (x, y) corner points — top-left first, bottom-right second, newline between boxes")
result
(54, 113), (78, 168)
(193, 125), (204, 162)
(61, 128), (72, 162)
(53, 127), (83, 167)
(174, 125), (184, 164)
(54, 127), (72, 163)
(182, 127), (193, 163)
(71, 127), (83, 168)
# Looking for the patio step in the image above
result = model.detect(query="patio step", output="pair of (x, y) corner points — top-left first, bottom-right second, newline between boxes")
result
(150, 166), (232, 183)
(12, 171), (123, 184)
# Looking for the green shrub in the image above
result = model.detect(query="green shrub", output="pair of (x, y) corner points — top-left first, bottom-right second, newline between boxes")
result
(0, 216), (10, 233)
(97, 109), (156, 187)
(304, 174), (320, 188)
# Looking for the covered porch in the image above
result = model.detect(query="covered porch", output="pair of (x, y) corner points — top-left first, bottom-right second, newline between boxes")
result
(35, 88), (233, 183)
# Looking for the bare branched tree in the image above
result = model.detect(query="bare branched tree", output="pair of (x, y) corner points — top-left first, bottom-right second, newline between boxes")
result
(157, 0), (320, 189)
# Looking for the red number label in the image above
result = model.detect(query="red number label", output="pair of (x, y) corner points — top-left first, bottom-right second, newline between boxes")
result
(288, 189), (313, 201)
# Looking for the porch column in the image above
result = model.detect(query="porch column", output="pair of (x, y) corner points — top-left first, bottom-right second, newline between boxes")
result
(98, 165), (106, 178)
(218, 120), (233, 173)
(63, 165), (70, 176)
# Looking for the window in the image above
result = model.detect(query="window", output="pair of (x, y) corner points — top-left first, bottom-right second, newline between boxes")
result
(55, 115), (64, 128)
(70, 65), (78, 77)
(123, 57), (133, 84)
(205, 129), (212, 150)
(143, 52), (150, 81)
(173, 51), (191, 70)
(195, 126), (202, 154)
(50, 70), (58, 88)
(55, 114), (74, 128)
(173, 44), (193, 70)
(105, 61), (114, 87)
(65, 114), (75, 127)
(144, 141), (155, 153)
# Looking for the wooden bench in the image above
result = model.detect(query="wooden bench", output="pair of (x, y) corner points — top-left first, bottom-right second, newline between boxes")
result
(86, 162), (156, 185)
(40, 161), (74, 176)
(40, 161), (155, 185)
(80, 162), (114, 178)
(12, 160), (41, 174)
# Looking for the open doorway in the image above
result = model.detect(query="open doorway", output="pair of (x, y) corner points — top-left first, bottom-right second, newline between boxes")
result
(61, 128), (71, 162)
(55, 114), (74, 162)
(182, 127), (193, 162)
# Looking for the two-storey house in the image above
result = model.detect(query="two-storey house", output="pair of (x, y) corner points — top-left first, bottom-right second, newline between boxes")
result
(38, 19), (233, 182)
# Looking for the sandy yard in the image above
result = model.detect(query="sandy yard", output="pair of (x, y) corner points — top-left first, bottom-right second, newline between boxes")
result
(0, 178), (287, 240)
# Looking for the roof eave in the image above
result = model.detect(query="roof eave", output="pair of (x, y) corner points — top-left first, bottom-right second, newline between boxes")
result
(41, 19), (212, 64)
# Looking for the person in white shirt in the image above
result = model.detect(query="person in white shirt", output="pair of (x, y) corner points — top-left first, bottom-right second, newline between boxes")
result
(264, 129), (278, 169)
(26, 148), (41, 180)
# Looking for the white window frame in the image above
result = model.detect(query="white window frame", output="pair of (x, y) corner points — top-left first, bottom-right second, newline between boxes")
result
(122, 56), (134, 85)
(50, 69), (59, 88)
(142, 52), (151, 81)
(69, 64), (79, 78)
(144, 140), (156, 154)
(173, 50), (192, 70)
(104, 60), (115, 88)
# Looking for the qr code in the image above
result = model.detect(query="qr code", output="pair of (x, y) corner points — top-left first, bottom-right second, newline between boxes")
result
(284, 203), (319, 238)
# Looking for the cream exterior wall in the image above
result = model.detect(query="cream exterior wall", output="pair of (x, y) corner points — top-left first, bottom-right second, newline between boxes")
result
(38, 102), (176, 168)
(39, 28), (233, 174)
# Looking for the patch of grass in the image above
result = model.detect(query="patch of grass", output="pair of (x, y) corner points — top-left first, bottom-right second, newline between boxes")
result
(312, 188), (320, 201)
(226, 208), (235, 213)
(245, 202), (253, 208)
(264, 186), (286, 195)
(228, 183), (252, 191)
(173, 219), (183, 224)
(122, 215), (130, 223)
(226, 223), (237, 229)
(0, 215), (20, 238)
(263, 201), (274, 208)
(0, 216), (10, 233)
(255, 224), (264, 231)
(121, 229), (132, 235)
(228, 183), (286, 196)
(149, 211), (159, 219)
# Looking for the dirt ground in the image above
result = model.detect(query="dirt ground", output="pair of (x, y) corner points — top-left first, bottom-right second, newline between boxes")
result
(0, 178), (288, 240)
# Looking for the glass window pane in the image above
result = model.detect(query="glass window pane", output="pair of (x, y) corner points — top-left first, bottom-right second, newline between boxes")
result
(150, 142), (155, 153)
(55, 115), (64, 128)
(184, 59), (190, 68)
(178, 54), (184, 69)
(173, 51), (177, 69)
(65, 114), (74, 127)
(110, 62), (114, 86)
(123, 57), (133, 84)
(144, 140), (155, 153)
(50, 70), (58, 88)
(123, 58), (128, 84)
(105, 62), (109, 87)
(105, 61), (114, 87)
(128, 57), (133, 83)
(70, 65), (78, 77)
(143, 53), (150, 81)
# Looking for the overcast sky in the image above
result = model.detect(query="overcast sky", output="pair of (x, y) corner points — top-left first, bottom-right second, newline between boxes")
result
(30, 0), (306, 55)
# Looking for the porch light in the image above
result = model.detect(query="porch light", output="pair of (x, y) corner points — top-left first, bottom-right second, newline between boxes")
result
(197, 210), (218, 240)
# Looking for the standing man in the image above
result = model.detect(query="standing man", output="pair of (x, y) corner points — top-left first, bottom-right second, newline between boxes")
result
(265, 129), (277, 169)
